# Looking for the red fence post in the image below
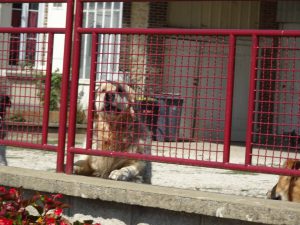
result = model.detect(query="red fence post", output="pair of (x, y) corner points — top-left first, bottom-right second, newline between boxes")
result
(223, 34), (236, 163)
(65, 0), (83, 174)
(245, 35), (259, 166)
(56, 0), (74, 173)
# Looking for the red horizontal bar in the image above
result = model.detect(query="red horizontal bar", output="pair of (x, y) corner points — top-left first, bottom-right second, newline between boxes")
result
(1, 0), (66, 2)
(77, 28), (300, 36)
(0, 27), (65, 34)
(79, 0), (244, 2)
(69, 147), (300, 177)
(0, 140), (57, 152)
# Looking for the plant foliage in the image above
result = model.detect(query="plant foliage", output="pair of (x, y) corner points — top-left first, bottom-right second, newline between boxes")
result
(36, 70), (62, 111)
(0, 186), (101, 225)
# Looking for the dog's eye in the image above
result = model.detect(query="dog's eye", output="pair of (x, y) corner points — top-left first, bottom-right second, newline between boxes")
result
(117, 86), (124, 93)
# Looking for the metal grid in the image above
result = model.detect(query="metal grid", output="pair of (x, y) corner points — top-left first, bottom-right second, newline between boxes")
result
(0, 32), (47, 144)
(0, 0), (73, 172)
(89, 33), (229, 163)
(247, 35), (300, 169)
(66, 27), (300, 176)
(1, 1), (300, 177)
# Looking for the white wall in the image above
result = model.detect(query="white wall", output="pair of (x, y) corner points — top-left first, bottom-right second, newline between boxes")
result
(47, 3), (67, 73)
(0, 4), (12, 27)
(0, 4), (12, 74)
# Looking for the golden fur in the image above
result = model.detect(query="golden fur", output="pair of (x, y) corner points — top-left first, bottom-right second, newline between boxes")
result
(267, 159), (300, 202)
(74, 81), (151, 183)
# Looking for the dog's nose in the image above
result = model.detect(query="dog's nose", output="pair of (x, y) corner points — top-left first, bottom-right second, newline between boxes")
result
(105, 92), (115, 102)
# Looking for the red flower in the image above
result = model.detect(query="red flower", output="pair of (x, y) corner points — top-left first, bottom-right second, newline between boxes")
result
(59, 220), (70, 225)
(7, 188), (18, 199)
(0, 217), (13, 225)
(52, 194), (63, 199)
(0, 187), (6, 193)
(8, 188), (17, 195)
(45, 217), (56, 225)
(54, 208), (63, 216)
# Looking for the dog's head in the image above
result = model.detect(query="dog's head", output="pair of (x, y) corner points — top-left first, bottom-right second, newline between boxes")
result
(95, 81), (135, 118)
(267, 159), (300, 202)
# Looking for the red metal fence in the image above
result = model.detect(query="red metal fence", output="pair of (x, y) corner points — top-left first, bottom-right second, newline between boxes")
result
(1, 0), (300, 176)
(0, 0), (74, 172)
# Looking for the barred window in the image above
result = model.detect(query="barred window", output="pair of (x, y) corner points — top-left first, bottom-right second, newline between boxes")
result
(79, 2), (123, 80)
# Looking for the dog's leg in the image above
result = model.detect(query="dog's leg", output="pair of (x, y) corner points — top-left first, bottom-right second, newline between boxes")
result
(108, 161), (146, 182)
(74, 158), (94, 175)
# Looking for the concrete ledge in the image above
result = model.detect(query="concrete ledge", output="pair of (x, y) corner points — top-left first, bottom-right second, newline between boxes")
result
(0, 166), (299, 225)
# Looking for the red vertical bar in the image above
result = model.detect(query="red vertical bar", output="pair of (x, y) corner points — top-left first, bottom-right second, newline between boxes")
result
(65, 0), (83, 174)
(41, 32), (54, 145)
(56, 0), (74, 173)
(245, 35), (258, 165)
(223, 34), (236, 163)
(85, 32), (98, 150)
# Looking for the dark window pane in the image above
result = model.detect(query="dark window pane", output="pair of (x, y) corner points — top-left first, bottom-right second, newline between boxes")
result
(9, 34), (20, 65)
(28, 11), (38, 27)
(29, 3), (39, 10)
(11, 10), (22, 27)
(12, 3), (22, 9)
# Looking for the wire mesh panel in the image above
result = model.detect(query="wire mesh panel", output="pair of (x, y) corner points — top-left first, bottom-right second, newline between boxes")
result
(67, 30), (232, 170)
(89, 34), (228, 161)
(1, 0), (295, 176)
(0, 31), (69, 152)
(67, 28), (300, 176)
(0, 2), (72, 174)
(248, 35), (300, 169)
(0, 32), (48, 145)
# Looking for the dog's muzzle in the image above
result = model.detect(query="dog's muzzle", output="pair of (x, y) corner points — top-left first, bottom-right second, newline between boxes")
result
(269, 184), (282, 200)
(104, 92), (122, 112)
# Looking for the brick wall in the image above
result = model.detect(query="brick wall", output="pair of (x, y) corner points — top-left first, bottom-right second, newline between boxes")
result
(120, 2), (168, 95)
(146, 2), (168, 94)
(256, 0), (279, 143)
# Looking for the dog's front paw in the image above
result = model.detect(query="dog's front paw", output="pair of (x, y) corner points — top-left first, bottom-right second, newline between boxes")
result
(109, 167), (132, 181)
(73, 165), (80, 174)
(73, 164), (88, 175)
(73, 160), (93, 175)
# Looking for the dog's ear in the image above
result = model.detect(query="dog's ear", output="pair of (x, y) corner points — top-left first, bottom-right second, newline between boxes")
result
(119, 83), (136, 117)
(94, 87), (101, 111)
(285, 159), (300, 170)
(122, 84), (136, 103)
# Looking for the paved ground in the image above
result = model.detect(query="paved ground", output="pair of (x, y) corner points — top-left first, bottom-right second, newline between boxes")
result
(4, 132), (279, 199)
(2, 132), (283, 225)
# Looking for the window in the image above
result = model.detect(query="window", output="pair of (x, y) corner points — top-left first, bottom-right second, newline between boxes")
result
(79, 2), (123, 80)
(9, 3), (40, 66)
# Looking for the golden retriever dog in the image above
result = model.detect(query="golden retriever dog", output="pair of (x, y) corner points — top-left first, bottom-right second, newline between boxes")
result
(74, 81), (151, 183)
(267, 159), (300, 202)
